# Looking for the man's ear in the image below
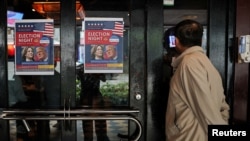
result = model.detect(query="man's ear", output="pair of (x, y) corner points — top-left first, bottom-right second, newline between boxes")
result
(175, 37), (179, 46)
(174, 37), (182, 53)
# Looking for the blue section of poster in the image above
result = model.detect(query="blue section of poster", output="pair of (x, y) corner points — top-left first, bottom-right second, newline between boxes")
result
(83, 17), (124, 73)
(14, 19), (54, 75)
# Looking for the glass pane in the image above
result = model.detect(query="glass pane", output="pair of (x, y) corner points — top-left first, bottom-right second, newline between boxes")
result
(8, 43), (61, 141)
(75, 29), (130, 107)
(75, 27), (129, 140)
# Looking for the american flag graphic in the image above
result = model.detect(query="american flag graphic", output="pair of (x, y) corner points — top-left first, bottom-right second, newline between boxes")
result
(104, 21), (124, 37)
(33, 23), (54, 37)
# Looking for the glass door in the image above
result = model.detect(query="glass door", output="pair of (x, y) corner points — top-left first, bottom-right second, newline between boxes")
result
(73, 25), (131, 140)
(4, 1), (143, 141)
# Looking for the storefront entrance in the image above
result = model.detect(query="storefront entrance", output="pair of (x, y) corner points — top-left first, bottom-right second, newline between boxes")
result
(1, 1), (236, 141)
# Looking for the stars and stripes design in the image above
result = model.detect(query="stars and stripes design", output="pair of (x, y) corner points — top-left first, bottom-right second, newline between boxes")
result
(33, 23), (54, 37)
(104, 21), (124, 37)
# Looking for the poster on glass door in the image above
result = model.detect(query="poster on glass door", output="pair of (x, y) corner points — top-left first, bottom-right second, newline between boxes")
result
(14, 19), (54, 75)
(82, 17), (124, 73)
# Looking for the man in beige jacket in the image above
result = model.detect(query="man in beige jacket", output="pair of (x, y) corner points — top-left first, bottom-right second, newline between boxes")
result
(165, 19), (230, 141)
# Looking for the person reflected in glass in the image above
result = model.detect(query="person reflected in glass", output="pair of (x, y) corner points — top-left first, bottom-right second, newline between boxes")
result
(91, 45), (104, 60)
(8, 75), (28, 141)
(40, 61), (61, 132)
(150, 27), (178, 141)
(76, 63), (110, 141)
(21, 46), (34, 62)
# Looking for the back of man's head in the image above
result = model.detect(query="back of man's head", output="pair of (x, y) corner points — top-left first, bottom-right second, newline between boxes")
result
(174, 19), (203, 47)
